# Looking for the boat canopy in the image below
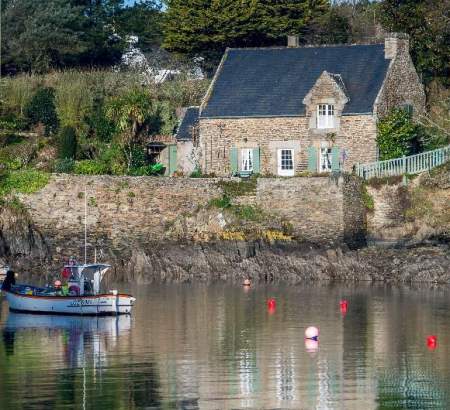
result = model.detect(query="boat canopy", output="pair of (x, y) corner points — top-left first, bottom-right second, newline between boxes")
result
(64, 264), (111, 295)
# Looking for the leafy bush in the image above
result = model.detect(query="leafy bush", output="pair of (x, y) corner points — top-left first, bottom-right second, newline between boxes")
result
(217, 177), (257, 197)
(0, 133), (25, 148)
(24, 87), (59, 136)
(190, 168), (203, 178)
(54, 158), (75, 173)
(377, 108), (424, 160)
(0, 169), (50, 196)
(208, 195), (231, 209)
(128, 163), (164, 176)
(0, 141), (38, 170)
(0, 110), (28, 131)
(57, 126), (78, 159)
(73, 160), (108, 175)
(361, 184), (375, 211)
(86, 97), (116, 142)
(98, 144), (127, 175)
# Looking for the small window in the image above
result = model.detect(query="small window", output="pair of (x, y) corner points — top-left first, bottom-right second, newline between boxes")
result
(317, 104), (335, 129)
(277, 149), (294, 176)
(241, 149), (253, 172)
(320, 147), (332, 172)
(402, 104), (413, 116)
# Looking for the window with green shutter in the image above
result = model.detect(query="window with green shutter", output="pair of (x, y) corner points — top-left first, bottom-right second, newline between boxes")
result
(252, 147), (260, 173)
(307, 146), (317, 172)
(230, 147), (238, 175)
(331, 146), (340, 172)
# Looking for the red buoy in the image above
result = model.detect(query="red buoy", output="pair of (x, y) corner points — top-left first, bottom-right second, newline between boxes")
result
(267, 298), (276, 311)
(340, 300), (348, 315)
(427, 335), (437, 350)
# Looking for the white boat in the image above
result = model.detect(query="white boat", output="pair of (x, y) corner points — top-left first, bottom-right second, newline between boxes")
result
(2, 263), (136, 316)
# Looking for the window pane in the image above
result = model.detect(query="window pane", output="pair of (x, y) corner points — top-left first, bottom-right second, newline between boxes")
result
(281, 149), (293, 170)
(320, 147), (332, 171)
(241, 149), (253, 171)
(317, 104), (335, 129)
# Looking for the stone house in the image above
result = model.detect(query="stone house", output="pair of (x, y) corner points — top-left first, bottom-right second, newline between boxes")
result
(176, 33), (425, 177)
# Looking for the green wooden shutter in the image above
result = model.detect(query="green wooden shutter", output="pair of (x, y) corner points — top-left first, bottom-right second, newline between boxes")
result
(331, 146), (340, 172)
(230, 147), (238, 175)
(252, 147), (260, 174)
(168, 144), (177, 175)
(307, 146), (317, 172)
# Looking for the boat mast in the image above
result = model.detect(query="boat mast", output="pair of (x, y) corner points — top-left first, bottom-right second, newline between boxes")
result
(84, 186), (87, 265)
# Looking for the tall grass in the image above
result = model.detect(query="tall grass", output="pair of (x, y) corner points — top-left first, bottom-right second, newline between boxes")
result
(1, 75), (38, 115)
(2, 69), (210, 121)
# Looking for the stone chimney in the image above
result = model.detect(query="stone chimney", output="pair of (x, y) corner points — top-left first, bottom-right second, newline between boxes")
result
(287, 35), (299, 48)
(385, 33), (409, 59)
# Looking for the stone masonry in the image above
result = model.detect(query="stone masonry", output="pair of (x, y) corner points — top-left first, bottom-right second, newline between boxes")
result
(199, 115), (377, 176)
(375, 33), (426, 118)
(15, 174), (365, 265)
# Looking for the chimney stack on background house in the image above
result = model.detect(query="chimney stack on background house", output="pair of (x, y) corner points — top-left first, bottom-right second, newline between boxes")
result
(287, 35), (299, 48)
(384, 33), (409, 59)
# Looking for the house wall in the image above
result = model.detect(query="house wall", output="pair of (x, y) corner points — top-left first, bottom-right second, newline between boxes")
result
(375, 36), (426, 118)
(199, 115), (377, 176)
(176, 141), (196, 175)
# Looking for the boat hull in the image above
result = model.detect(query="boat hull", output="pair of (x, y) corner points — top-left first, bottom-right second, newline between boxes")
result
(3, 291), (135, 315)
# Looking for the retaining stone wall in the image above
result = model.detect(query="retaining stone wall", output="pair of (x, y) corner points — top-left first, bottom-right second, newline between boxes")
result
(18, 174), (366, 264)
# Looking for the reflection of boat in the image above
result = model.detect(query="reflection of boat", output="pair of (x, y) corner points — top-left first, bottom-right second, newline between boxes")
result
(3, 264), (136, 315)
(5, 310), (132, 333)
(4, 311), (132, 369)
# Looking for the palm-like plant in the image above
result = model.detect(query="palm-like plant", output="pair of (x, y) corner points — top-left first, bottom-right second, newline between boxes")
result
(106, 88), (155, 170)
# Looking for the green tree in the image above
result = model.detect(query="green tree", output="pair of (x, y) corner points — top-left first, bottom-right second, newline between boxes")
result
(116, 1), (164, 52)
(163, 0), (330, 71)
(1, 0), (87, 73)
(24, 87), (59, 136)
(379, 0), (450, 84)
(73, 0), (126, 67)
(58, 126), (78, 159)
(377, 108), (424, 160)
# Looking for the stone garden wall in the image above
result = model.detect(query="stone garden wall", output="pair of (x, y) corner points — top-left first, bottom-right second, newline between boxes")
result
(16, 174), (365, 266)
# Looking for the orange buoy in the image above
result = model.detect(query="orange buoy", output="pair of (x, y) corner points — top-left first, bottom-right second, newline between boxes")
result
(267, 298), (276, 309)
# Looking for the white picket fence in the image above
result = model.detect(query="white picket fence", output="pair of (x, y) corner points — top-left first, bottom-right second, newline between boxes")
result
(356, 145), (450, 180)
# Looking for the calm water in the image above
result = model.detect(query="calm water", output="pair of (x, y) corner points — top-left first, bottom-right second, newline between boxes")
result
(1, 283), (450, 409)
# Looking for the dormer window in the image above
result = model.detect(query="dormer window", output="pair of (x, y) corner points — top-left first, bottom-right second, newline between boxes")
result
(317, 104), (335, 129)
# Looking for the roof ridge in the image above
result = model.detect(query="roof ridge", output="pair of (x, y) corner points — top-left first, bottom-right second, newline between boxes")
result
(227, 43), (384, 51)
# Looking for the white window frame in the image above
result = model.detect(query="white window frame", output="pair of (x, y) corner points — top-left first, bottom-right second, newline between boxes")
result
(241, 148), (253, 172)
(277, 149), (295, 176)
(320, 147), (332, 172)
(317, 104), (335, 129)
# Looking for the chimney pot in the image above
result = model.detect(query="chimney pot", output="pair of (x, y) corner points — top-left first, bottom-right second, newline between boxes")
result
(287, 35), (299, 48)
(385, 33), (409, 59)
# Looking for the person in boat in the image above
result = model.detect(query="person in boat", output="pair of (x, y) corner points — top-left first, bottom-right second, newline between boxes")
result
(1, 270), (16, 292)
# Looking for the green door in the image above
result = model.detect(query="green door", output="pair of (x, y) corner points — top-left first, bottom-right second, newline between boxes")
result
(168, 144), (177, 175)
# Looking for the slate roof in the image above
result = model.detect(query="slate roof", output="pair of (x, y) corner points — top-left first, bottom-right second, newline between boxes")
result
(200, 44), (391, 118)
(176, 107), (199, 140)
